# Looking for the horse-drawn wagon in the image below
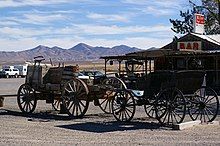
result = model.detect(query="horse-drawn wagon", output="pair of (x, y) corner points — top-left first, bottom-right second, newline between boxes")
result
(17, 56), (126, 118)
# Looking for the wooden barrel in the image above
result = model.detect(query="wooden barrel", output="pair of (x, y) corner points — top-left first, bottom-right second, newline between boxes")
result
(62, 65), (79, 81)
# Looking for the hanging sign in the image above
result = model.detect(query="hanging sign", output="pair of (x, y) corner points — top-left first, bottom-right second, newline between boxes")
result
(193, 13), (205, 34)
(177, 41), (202, 50)
(195, 14), (205, 24)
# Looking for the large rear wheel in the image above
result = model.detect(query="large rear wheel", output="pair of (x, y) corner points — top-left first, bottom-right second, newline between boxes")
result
(155, 88), (186, 125)
(61, 78), (89, 118)
(189, 87), (219, 122)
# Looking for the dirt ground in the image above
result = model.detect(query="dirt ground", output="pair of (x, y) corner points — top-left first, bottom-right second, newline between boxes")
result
(0, 78), (219, 146)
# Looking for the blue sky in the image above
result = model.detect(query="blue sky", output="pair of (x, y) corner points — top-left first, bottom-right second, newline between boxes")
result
(0, 0), (199, 51)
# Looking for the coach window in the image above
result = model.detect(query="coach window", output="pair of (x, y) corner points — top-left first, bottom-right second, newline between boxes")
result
(176, 58), (186, 70)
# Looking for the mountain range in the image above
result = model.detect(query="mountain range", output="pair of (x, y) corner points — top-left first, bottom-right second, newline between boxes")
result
(0, 43), (142, 63)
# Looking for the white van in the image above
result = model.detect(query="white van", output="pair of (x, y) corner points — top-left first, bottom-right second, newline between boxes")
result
(14, 65), (28, 77)
(3, 68), (20, 78)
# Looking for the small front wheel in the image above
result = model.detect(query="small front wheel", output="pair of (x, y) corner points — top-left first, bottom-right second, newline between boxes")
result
(144, 99), (157, 119)
(112, 90), (135, 122)
(99, 77), (127, 114)
(17, 84), (37, 113)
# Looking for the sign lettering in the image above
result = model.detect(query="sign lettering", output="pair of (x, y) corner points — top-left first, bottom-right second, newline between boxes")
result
(177, 41), (202, 51)
(196, 14), (205, 25)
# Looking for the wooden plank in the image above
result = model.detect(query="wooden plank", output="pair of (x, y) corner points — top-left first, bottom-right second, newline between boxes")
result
(173, 120), (201, 130)
(173, 120), (220, 130)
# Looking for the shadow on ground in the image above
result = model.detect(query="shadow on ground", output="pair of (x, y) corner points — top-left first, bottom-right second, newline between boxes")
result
(0, 108), (163, 132)
(56, 121), (161, 133)
(0, 109), (76, 121)
(0, 108), (119, 121)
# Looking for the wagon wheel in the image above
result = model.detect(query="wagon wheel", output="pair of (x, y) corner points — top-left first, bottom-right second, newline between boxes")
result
(112, 90), (135, 122)
(52, 98), (61, 111)
(155, 88), (186, 125)
(144, 98), (157, 118)
(61, 78), (89, 118)
(99, 77), (127, 114)
(188, 87), (219, 122)
(17, 84), (37, 113)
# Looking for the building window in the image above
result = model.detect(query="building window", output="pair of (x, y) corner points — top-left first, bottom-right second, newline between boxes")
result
(176, 59), (186, 70)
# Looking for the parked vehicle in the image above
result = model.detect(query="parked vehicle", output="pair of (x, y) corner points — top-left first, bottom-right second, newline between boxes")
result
(77, 72), (91, 79)
(0, 69), (6, 78)
(80, 70), (105, 80)
(3, 68), (19, 78)
(14, 65), (28, 77)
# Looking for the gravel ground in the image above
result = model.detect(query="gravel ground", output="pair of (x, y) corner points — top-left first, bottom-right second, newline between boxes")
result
(0, 78), (219, 146)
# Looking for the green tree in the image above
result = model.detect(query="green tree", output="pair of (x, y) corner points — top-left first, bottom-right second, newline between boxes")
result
(200, 0), (220, 34)
(170, 0), (220, 34)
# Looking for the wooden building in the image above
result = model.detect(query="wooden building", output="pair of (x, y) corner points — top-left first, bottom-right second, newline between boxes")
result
(101, 33), (220, 90)
(127, 33), (220, 90)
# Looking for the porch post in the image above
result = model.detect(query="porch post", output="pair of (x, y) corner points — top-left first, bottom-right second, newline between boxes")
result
(118, 60), (121, 75)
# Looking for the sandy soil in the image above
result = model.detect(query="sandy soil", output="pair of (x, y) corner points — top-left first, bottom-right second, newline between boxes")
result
(0, 78), (219, 146)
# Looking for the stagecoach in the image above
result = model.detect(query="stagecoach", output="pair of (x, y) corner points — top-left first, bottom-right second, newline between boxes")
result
(101, 49), (219, 125)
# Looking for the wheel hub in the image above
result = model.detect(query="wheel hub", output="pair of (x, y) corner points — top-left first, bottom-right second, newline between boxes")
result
(22, 95), (32, 102)
(167, 102), (175, 112)
(116, 98), (127, 110)
(167, 105), (174, 111)
(120, 104), (126, 110)
(199, 102), (206, 109)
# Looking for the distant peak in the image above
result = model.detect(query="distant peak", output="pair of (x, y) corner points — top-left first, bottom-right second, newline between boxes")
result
(115, 45), (129, 47)
(37, 45), (47, 48)
(112, 45), (131, 49)
(33, 45), (50, 49)
(52, 46), (63, 49)
(76, 43), (93, 48)
(27, 45), (51, 52)
(70, 43), (94, 51)
(78, 43), (87, 46)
